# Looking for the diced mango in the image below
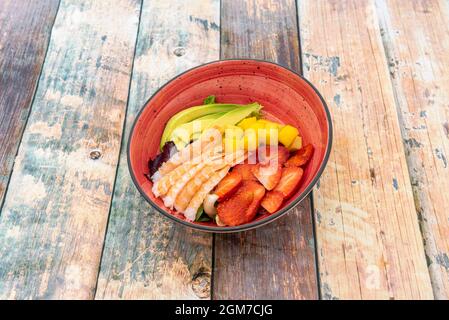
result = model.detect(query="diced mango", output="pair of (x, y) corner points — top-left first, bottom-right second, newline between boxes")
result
(288, 135), (302, 151)
(279, 125), (299, 147)
(224, 137), (244, 153)
(238, 117), (257, 130)
(256, 119), (270, 126)
(236, 137), (245, 150)
(224, 125), (244, 139)
(265, 128), (279, 145)
(265, 121), (281, 130)
(244, 130), (258, 151)
(257, 128), (267, 145)
(248, 121), (266, 132)
(245, 122), (264, 145)
(224, 124), (241, 131)
(255, 127), (278, 145)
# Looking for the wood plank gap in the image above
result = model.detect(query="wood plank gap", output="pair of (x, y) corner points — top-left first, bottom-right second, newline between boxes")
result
(294, 0), (323, 300)
(0, 0), (142, 299)
(213, 0), (319, 300)
(0, 0), (61, 211)
(95, 0), (220, 299)
(92, 0), (145, 298)
(298, 0), (434, 299)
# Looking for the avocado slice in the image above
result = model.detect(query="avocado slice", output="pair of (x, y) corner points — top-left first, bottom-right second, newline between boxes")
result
(169, 112), (227, 148)
(170, 118), (216, 148)
(207, 102), (262, 130)
(160, 103), (260, 150)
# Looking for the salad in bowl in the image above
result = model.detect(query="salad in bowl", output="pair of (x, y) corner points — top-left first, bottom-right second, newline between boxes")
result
(147, 95), (314, 226)
(127, 59), (332, 232)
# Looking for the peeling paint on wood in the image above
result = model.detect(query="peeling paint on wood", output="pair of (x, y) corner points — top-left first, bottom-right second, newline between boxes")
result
(95, 0), (220, 300)
(0, 0), (140, 299)
(0, 0), (60, 208)
(213, 0), (318, 300)
(299, 0), (433, 299)
(376, 0), (449, 299)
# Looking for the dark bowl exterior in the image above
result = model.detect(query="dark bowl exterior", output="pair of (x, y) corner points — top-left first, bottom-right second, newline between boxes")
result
(128, 59), (332, 233)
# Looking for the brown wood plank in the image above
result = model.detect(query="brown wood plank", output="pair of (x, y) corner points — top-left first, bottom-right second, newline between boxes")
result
(0, 0), (141, 299)
(95, 0), (220, 299)
(0, 0), (60, 208)
(376, 0), (449, 299)
(213, 0), (318, 300)
(298, 0), (433, 299)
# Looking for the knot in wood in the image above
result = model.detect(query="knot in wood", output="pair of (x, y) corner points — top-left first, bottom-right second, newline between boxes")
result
(90, 149), (102, 160)
(173, 47), (186, 57)
(191, 271), (210, 299)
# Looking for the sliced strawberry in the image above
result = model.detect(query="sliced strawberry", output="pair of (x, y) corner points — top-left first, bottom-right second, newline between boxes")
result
(258, 145), (289, 166)
(251, 163), (282, 190)
(216, 180), (265, 226)
(261, 191), (284, 213)
(277, 146), (290, 165)
(244, 180), (266, 221)
(217, 187), (254, 226)
(215, 170), (242, 201)
(285, 144), (314, 167)
(233, 164), (257, 181)
(274, 167), (304, 198)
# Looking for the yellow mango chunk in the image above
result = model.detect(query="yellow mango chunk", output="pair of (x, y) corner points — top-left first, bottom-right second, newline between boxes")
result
(243, 130), (258, 151)
(265, 122), (280, 130)
(238, 117), (257, 130)
(256, 128), (266, 145)
(246, 122), (265, 145)
(288, 135), (302, 151)
(265, 128), (279, 145)
(260, 120), (282, 145)
(224, 125), (244, 139)
(256, 119), (270, 126)
(248, 121), (265, 131)
(224, 137), (244, 153)
(279, 125), (299, 147)
(255, 127), (279, 145)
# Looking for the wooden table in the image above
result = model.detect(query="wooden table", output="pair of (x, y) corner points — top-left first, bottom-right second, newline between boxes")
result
(0, 0), (448, 300)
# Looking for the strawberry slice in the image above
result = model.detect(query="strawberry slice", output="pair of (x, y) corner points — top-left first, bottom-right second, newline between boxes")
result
(217, 180), (265, 226)
(251, 163), (282, 190)
(244, 180), (266, 221)
(274, 167), (304, 198)
(217, 187), (254, 226)
(261, 191), (284, 213)
(233, 164), (257, 181)
(285, 144), (314, 167)
(215, 170), (242, 201)
(258, 146), (289, 166)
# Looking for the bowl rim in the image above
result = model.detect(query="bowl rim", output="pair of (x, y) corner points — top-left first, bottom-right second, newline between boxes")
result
(127, 58), (333, 233)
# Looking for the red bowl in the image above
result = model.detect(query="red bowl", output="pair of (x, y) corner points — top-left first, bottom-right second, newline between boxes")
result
(128, 59), (332, 233)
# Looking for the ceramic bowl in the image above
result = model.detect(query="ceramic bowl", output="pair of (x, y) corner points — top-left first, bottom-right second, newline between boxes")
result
(128, 59), (332, 232)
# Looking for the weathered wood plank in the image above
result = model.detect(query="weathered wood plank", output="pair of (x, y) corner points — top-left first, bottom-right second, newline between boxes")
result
(376, 0), (449, 299)
(0, 0), (140, 299)
(298, 0), (433, 299)
(0, 0), (60, 208)
(213, 0), (319, 300)
(95, 0), (220, 299)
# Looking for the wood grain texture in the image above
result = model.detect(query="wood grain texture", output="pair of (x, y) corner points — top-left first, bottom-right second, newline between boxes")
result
(376, 0), (449, 299)
(213, 0), (318, 300)
(0, 0), (140, 299)
(299, 0), (433, 299)
(0, 0), (60, 208)
(95, 0), (220, 300)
